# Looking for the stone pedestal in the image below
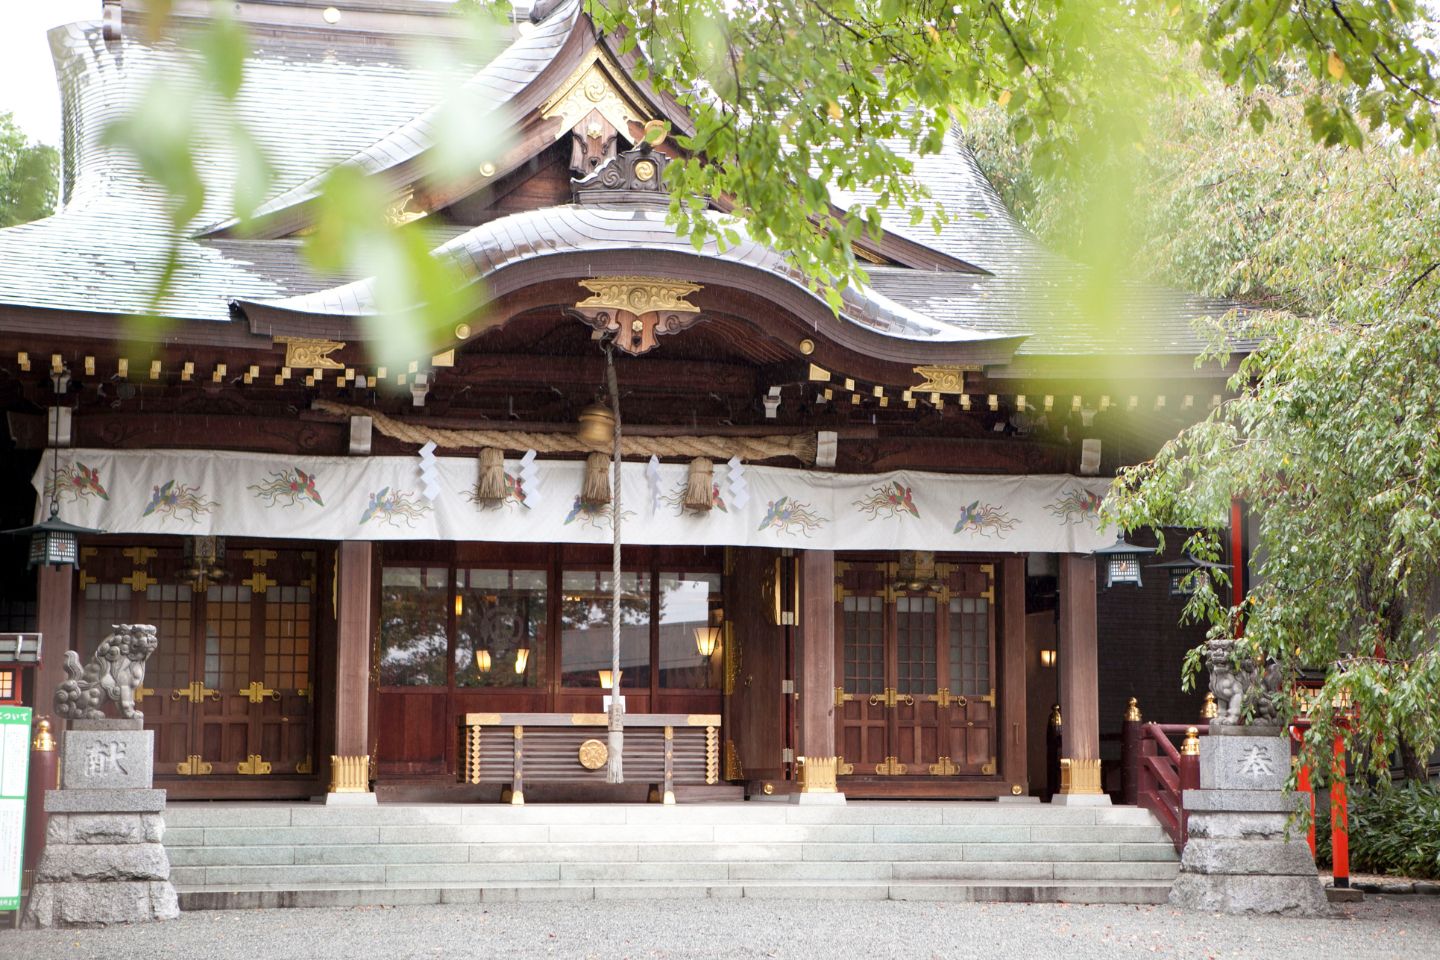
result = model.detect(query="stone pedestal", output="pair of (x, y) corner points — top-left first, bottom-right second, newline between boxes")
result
(22, 720), (179, 928)
(1169, 729), (1329, 917)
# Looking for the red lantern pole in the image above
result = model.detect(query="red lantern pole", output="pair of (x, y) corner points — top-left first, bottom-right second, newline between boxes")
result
(1330, 729), (1349, 889)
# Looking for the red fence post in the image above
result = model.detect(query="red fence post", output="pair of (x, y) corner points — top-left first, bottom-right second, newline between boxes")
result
(1045, 704), (1061, 802)
(1179, 726), (1201, 846)
(1120, 698), (1141, 806)
(24, 716), (58, 876)
(1290, 724), (1316, 857)
(1331, 731), (1349, 888)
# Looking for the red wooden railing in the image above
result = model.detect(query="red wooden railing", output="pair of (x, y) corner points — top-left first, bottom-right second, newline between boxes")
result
(1132, 722), (1203, 852)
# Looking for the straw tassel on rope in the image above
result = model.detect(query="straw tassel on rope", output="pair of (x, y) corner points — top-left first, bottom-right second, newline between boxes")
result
(605, 344), (625, 784)
(474, 447), (507, 504)
(582, 451), (612, 505)
(683, 457), (715, 512)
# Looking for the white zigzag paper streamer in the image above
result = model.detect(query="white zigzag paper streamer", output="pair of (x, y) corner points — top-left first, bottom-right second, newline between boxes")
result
(418, 441), (441, 501)
(726, 455), (749, 509)
(646, 455), (663, 513)
(518, 449), (541, 508)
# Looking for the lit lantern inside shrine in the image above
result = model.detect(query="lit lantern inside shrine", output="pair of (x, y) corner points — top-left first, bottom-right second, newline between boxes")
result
(474, 649), (492, 673)
(514, 647), (530, 675)
(693, 625), (721, 658)
(598, 669), (621, 689)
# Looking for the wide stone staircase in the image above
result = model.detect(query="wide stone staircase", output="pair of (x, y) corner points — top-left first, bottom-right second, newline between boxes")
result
(162, 801), (1179, 908)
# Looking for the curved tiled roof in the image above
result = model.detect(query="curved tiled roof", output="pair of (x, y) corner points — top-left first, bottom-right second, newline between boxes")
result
(238, 203), (1019, 348)
(205, 0), (584, 233)
(0, 2), (1248, 359)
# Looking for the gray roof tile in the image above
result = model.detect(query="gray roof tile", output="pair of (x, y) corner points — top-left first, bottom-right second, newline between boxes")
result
(0, 2), (1245, 358)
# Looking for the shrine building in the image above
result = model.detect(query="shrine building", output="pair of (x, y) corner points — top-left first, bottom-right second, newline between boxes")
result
(0, 0), (1242, 805)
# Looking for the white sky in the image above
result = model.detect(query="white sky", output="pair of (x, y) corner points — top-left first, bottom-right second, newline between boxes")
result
(0, 1), (96, 145)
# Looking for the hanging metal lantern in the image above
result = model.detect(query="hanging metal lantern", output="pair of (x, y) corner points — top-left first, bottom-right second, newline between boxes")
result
(1148, 555), (1231, 598)
(5, 511), (101, 570)
(1093, 536), (1157, 588)
(6, 389), (103, 567)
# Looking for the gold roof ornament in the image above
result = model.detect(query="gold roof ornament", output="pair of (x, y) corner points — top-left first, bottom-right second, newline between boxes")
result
(912, 364), (980, 394)
(275, 336), (345, 370)
(541, 49), (648, 140)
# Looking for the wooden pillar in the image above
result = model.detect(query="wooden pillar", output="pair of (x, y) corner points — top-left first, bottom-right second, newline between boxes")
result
(796, 549), (835, 761)
(998, 556), (1028, 795)
(1056, 552), (1105, 800)
(35, 564), (74, 729)
(333, 540), (373, 759)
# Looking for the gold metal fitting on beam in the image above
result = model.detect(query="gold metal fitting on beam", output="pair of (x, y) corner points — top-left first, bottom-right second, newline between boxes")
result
(330, 755), (371, 793)
(797, 756), (840, 794)
(1058, 758), (1103, 795)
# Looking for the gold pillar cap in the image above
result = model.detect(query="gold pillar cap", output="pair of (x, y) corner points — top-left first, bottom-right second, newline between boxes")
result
(1181, 726), (1201, 756)
(32, 717), (56, 751)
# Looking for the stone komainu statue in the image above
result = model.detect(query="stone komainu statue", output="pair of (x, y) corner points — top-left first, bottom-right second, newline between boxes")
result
(1206, 634), (1281, 726)
(54, 623), (159, 721)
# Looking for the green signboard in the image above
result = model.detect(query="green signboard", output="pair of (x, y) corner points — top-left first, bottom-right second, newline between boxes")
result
(0, 705), (32, 912)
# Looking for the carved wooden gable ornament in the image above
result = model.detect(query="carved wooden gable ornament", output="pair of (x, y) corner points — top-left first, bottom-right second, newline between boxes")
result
(573, 275), (704, 356)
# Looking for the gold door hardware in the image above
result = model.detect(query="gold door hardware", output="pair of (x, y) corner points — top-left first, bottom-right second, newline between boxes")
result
(243, 548), (277, 568)
(868, 688), (915, 708)
(979, 563), (995, 602)
(237, 754), (273, 775)
(296, 755), (314, 775)
(874, 756), (908, 776)
(134, 686), (155, 703)
(297, 687), (312, 701)
(122, 546), (158, 565)
(837, 756), (855, 776)
(834, 687), (858, 707)
(928, 756), (958, 776)
(122, 570), (157, 592)
(981, 758), (997, 776)
(926, 688), (968, 709)
(176, 754), (213, 776)
(171, 681), (220, 703)
(242, 572), (277, 594)
(237, 681), (281, 703)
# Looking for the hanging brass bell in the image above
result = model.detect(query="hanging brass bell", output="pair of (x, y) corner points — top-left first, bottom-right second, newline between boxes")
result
(576, 403), (616, 446)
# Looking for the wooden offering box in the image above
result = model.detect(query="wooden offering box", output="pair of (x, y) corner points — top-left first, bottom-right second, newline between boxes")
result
(457, 712), (721, 803)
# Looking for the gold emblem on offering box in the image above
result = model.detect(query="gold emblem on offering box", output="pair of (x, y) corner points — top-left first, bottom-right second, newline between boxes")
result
(577, 738), (609, 770)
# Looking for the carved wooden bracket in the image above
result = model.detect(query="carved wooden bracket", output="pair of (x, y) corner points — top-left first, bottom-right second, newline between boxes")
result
(572, 276), (704, 356)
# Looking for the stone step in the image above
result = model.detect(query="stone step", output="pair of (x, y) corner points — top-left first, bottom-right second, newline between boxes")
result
(169, 855), (1179, 888)
(176, 879), (1172, 910)
(157, 802), (1178, 909)
(161, 802), (1162, 831)
(163, 822), (1170, 849)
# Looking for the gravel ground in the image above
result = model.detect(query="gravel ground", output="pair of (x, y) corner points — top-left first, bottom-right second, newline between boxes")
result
(6, 896), (1438, 960)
